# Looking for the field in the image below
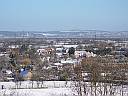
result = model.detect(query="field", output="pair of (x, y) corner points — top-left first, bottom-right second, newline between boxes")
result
(0, 81), (74, 96)
(0, 81), (128, 96)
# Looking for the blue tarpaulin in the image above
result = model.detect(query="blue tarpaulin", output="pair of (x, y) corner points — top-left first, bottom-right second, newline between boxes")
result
(20, 69), (28, 77)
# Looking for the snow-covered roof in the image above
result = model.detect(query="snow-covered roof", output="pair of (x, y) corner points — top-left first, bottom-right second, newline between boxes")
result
(56, 53), (62, 56)
(6, 70), (12, 75)
(0, 54), (5, 56)
(75, 51), (96, 57)
(37, 49), (46, 52)
(61, 58), (78, 64)
(6, 77), (14, 80)
(8, 45), (19, 48)
(63, 45), (78, 48)
(56, 48), (63, 51)
(54, 45), (78, 48)
(53, 63), (63, 66)
(54, 45), (63, 47)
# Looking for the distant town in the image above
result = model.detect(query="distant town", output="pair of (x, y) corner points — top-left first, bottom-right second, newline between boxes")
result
(0, 30), (128, 38)
(0, 31), (128, 96)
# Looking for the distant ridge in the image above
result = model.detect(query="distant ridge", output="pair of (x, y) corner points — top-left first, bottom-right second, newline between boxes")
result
(0, 30), (128, 38)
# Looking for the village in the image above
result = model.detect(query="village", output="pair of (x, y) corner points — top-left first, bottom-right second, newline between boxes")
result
(0, 38), (128, 96)
(0, 38), (96, 81)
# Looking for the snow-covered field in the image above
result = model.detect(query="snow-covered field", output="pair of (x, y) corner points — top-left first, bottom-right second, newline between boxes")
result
(0, 88), (74, 96)
(0, 81), (128, 96)
(0, 81), (75, 96)
(0, 81), (72, 89)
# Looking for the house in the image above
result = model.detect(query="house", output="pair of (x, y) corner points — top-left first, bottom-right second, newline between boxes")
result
(37, 48), (47, 55)
(61, 58), (78, 64)
(1, 69), (14, 81)
(75, 51), (96, 58)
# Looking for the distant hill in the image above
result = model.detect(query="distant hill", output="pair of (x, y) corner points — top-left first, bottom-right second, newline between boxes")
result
(0, 30), (128, 38)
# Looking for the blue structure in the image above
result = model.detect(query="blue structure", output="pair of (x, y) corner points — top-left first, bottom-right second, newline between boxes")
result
(20, 68), (29, 77)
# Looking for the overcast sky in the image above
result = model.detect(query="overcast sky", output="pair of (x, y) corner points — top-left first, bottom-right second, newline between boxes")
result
(0, 0), (128, 31)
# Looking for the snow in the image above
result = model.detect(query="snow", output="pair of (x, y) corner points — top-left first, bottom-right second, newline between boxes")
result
(56, 48), (63, 51)
(54, 45), (78, 48)
(61, 58), (78, 64)
(0, 81), (128, 96)
(6, 70), (12, 74)
(0, 54), (5, 56)
(63, 45), (78, 48)
(0, 81), (74, 96)
(56, 53), (63, 56)
(0, 88), (74, 96)
(0, 81), (72, 89)
(53, 63), (63, 66)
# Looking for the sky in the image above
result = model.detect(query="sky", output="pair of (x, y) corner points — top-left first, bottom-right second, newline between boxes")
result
(0, 0), (128, 31)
